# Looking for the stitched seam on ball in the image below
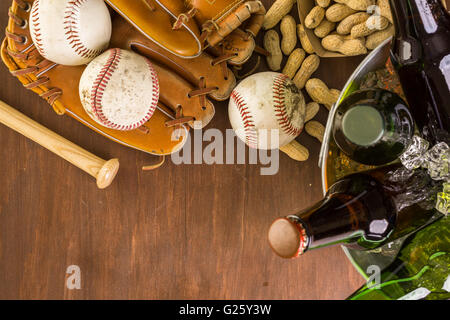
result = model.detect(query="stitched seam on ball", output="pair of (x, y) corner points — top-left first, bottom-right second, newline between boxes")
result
(230, 90), (258, 149)
(31, 0), (45, 56)
(273, 74), (302, 137)
(140, 58), (160, 127)
(90, 49), (138, 131)
(64, 0), (103, 59)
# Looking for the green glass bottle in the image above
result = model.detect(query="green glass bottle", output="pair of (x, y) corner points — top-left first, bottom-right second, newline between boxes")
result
(332, 88), (415, 166)
(348, 216), (450, 300)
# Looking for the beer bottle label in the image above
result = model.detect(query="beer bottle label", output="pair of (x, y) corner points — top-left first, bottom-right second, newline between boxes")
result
(443, 275), (450, 292)
(415, 0), (438, 33)
(398, 287), (431, 300)
(400, 41), (413, 61)
(439, 54), (450, 91)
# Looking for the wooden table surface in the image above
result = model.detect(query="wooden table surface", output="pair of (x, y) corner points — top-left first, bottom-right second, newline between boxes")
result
(0, 0), (367, 299)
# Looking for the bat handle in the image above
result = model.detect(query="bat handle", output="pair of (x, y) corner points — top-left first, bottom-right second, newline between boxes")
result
(0, 100), (119, 189)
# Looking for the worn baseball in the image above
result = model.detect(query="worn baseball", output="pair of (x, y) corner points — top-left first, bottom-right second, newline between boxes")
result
(79, 48), (160, 131)
(30, 0), (112, 66)
(228, 72), (306, 149)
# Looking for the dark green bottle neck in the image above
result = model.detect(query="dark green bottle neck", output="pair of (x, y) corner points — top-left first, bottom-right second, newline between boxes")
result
(333, 89), (414, 166)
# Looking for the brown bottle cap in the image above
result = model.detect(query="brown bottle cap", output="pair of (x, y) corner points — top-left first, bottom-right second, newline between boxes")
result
(268, 218), (308, 259)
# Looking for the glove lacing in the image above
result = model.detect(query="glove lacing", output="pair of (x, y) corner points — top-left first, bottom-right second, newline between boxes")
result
(164, 76), (215, 128)
(6, 0), (64, 115)
(171, 4), (257, 45)
(142, 0), (242, 91)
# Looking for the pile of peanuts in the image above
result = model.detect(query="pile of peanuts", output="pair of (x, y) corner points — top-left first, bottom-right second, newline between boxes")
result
(304, 0), (394, 55)
(262, 0), (347, 147)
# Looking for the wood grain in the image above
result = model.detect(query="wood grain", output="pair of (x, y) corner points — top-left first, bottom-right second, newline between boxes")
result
(0, 100), (119, 189)
(0, 0), (366, 299)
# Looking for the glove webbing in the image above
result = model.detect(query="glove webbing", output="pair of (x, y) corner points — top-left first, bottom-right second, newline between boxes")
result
(6, 0), (64, 114)
(172, 1), (265, 48)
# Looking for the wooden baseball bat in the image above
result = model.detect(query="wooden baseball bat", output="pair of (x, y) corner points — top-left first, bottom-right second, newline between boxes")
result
(0, 100), (119, 189)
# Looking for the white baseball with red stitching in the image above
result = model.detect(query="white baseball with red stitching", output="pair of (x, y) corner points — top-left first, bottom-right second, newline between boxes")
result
(228, 72), (306, 150)
(79, 48), (160, 131)
(29, 0), (112, 66)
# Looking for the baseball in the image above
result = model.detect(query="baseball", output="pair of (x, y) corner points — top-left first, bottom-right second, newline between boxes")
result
(30, 0), (112, 66)
(79, 48), (160, 131)
(228, 72), (306, 150)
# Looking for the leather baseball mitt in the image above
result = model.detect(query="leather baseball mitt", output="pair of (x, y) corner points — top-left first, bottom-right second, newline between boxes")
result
(106, 0), (266, 65)
(2, 0), (236, 156)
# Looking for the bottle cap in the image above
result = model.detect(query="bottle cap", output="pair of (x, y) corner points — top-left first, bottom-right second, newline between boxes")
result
(268, 217), (308, 258)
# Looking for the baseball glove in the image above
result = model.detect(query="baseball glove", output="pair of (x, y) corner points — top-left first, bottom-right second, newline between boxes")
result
(2, 0), (236, 156)
(106, 0), (266, 65)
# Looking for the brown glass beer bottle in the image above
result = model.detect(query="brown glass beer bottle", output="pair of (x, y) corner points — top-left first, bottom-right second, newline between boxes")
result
(268, 165), (443, 258)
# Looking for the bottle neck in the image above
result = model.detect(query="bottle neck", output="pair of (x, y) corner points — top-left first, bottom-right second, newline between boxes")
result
(288, 172), (400, 254)
(288, 196), (367, 253)
(389, 0), (450, 144)
(390, 0), (422, 64)
(390, 0), (412, 39)
(410, 0), (450, 145)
